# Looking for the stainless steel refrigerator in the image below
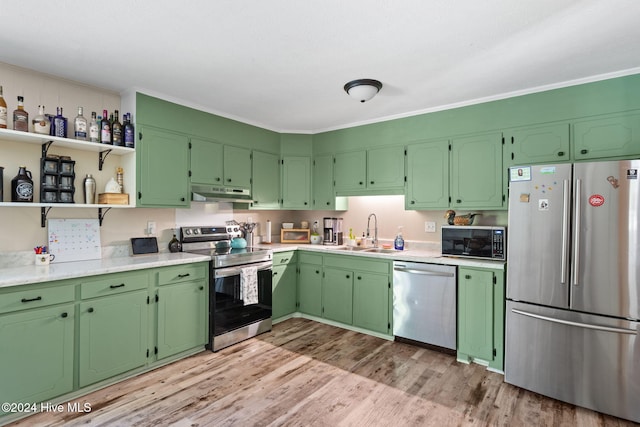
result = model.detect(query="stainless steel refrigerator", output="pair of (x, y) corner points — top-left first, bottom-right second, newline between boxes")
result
(505, 160), (640, 423)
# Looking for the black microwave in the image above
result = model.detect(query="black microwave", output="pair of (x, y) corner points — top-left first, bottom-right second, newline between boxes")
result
(441, 226), (506, 261)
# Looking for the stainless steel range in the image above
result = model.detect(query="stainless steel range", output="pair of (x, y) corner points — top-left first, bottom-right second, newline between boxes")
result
(180, 225), (273, 351)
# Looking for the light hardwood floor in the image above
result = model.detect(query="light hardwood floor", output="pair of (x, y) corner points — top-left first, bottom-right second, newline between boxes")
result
(7, 318), (637, 427)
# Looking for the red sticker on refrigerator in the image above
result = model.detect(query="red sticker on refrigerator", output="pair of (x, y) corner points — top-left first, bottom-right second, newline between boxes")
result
(589, 194), (605, 207)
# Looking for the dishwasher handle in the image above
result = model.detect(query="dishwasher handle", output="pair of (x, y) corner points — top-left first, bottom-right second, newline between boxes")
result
(393, 266), (455, 277)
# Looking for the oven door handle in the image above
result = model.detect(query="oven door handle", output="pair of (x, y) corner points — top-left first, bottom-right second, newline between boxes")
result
(214, 261), (273, 278)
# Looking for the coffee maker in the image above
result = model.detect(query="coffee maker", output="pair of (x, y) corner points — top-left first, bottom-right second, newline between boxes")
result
(323, 217), (343, 245)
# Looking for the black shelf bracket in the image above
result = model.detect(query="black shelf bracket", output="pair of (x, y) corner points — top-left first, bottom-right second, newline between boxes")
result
(41, 141), (54, 158)
(99, 149), (112, 171)
(98, 207), (111, 226)
(41, 207), (52, 228)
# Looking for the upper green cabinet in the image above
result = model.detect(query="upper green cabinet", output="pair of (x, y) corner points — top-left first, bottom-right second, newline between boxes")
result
(190, 137), (223, 185)
(450, 132), (504, 209)
(281, 156), (311, 209)
(573, 112), (640, 161)
(334, 146), (404, 195)
(223, 146), (252, 188)
(405, 139), (450, 209)
(137, 126), (190, 208)
(251, 150), (280, 209)
(312, 154), (347, 210)
(506, 123), (570, 165)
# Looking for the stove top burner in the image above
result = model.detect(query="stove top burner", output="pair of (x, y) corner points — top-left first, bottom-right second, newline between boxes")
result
(187, 247), (268, 257)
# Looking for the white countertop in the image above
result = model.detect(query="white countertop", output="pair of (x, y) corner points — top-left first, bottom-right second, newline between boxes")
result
(0, 252), (211, 289)
(257, 243), (506, 270)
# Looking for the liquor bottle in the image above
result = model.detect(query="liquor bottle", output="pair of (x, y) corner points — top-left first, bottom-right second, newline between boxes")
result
(100, 109), (111, 144)
(13, 96), (29, 132)
(89, 111), (99, 142)
(11, 166), (33, 202)
(32, 105), (51, 134)
(0, 86), (8, 128)
(123, 112), (135, 148)
(112, 109), (123, 146)
(73, 106), (88, 140)
(53, 107), (67, 138)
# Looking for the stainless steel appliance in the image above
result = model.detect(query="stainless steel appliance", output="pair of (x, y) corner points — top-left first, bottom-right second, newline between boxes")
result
(441, 225), (506, 260)
(322, 217), (343, 245)
(180, 225), (273, 352)
(191, 184), (254, 203)
(393, 261), (457, 350)
(505, 160), (640, 423)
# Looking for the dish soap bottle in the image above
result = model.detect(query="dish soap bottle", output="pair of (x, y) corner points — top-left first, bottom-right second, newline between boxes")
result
(394, 226), (405, 251)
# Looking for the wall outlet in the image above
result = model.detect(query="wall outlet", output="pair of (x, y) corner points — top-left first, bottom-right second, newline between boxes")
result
(425, 221), (436, 233)
(147, 221), (156, 235)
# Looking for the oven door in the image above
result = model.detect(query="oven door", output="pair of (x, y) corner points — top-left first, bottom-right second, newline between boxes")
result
(210, 261), (272, 341)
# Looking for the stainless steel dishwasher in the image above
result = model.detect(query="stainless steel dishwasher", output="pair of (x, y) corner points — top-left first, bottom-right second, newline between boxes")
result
(393, 261), (457, 350)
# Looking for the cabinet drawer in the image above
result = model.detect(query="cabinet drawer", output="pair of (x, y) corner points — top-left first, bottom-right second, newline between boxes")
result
(324, 255), (390, 274)
(298, 252), (322, 265)
(81, 271), (149, 299)
(157, 263), (207, 286)
(0, 283), (76, 314)
(273, 251), (297, 266)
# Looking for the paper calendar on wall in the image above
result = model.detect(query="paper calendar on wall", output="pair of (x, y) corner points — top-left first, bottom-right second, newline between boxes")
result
(48, 219), (102, 263)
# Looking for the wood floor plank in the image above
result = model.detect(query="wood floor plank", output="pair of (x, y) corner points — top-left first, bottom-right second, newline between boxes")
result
(6, 318), (637, 427)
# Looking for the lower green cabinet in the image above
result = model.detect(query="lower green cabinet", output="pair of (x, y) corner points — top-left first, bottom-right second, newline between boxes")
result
(353, 272), (390, 334)
(457, 266), (505, 371)
(79, 290), (149, 387)
(322, 268), (353, 325)
(272, 264), (297, 319)
(298, 262), (323, 317)
(0, 304), (75, 406)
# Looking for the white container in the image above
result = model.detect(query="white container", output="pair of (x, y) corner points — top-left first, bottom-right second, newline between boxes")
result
(35, 253), (55, 265)
(282, 222), (294, 229)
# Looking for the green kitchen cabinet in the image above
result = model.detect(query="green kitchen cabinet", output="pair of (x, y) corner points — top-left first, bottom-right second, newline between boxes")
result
(573, 111), (640, 161)
(506, 123), (570, 166)
(281, 156), (311, 209)
(312, 154), (348, 210)
(190, 137), (224, 185)
(322, 268), (353, 325)
(251, 150), (280, 209)
(155, 263), (208, 360)
(334, 150), (367, 193)
(366, 146), (405, 192)
(405, 139), (450, 209)
(0, 300), (75, 406)
(297, 252), (323, 317)
(353, 272), (391, 334)
(457, 266), (505, 372)
(137, 125), (190, 207)
(223, 145), (252, 188)
(79, 289), (148, 387)
(450, 132), (504, 209)
(272, 252), (298, 319)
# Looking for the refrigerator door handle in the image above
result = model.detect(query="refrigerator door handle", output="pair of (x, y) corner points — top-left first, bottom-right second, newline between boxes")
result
(512, 309), (637, 335)
(511, 308), (638, 335)
(561, 179), (570, 284)
(572, 178), (582, 286)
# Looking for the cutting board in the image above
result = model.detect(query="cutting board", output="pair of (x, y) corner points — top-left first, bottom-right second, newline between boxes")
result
(48, 219), (102, 263)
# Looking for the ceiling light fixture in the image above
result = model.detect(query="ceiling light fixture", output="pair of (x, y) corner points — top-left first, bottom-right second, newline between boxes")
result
(343, 79), (382, 103)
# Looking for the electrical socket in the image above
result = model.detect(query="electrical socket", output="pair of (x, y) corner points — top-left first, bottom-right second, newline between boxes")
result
(147, 221), (156, 235)
(425, 221), (436, 233)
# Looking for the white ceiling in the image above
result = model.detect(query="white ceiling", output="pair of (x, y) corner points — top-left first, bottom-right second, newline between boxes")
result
(1, 0), (640, 134)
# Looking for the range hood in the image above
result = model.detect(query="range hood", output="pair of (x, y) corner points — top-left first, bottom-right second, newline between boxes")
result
(191, 184), (254, 203)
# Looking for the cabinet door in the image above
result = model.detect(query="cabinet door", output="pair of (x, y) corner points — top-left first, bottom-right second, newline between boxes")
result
(0, 304), (74, 405)
(458, 267), (494, 361)
(313, 154), (336, 209)
(157, 281), (207, 359)
(507, 123), (570, 165)
(223, 145), (252, 188)
(573, 112), (640, 160)
(405, 140), (450, 209)
(298, 263), (322, 317)
(353, 272), (389, 334)
(137, 126), (190, 207)
(190, 137), (223, 185)
(281, 156), (311, 209)
(367, 146), (405, 191)
(272, 264), (297, 319)
(334, 151), (366, 193)
(322, 268), (353, 325)
(251, 150), (280, 209)
(451, 133), (504, 209)
(79, 290), (148, 387)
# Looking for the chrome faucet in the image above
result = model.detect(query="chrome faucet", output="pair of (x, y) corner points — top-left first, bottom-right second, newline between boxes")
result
(366, 213), (378, 248)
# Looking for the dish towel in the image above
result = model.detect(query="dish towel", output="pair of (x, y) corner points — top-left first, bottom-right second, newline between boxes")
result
(241, 266), (259, 305)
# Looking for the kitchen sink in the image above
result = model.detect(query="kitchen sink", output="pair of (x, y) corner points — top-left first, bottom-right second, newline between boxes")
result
(364, 248), (400, 254)
(332, 246), (369, 251)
